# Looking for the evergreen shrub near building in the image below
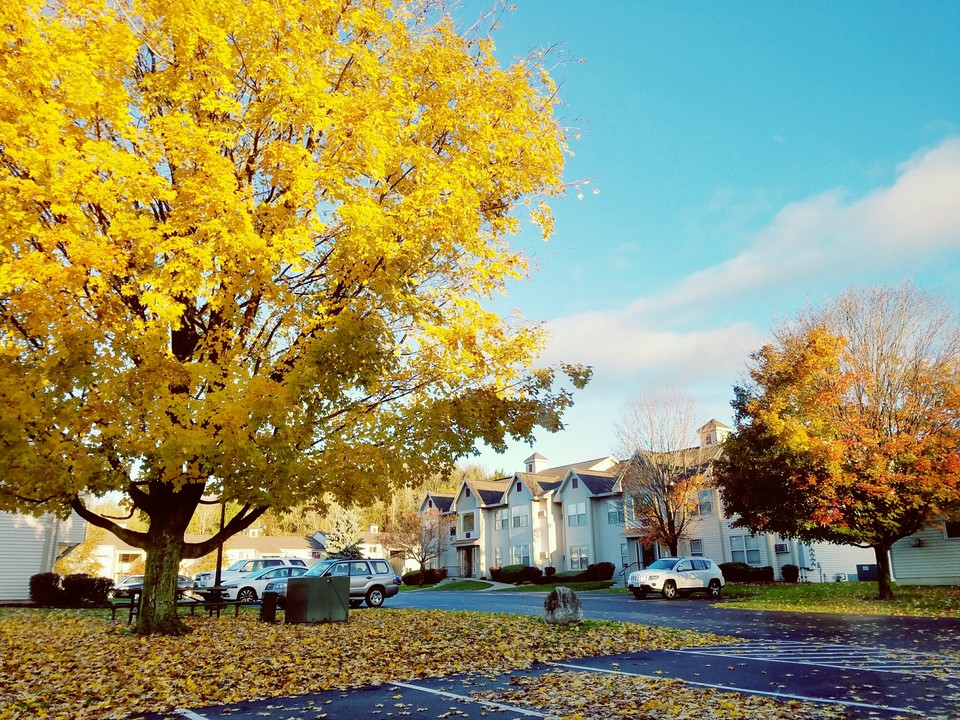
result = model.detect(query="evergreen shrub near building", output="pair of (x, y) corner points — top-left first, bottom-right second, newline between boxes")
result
(719, 562), (775, 583)
(29, 573), (114, 607)
(780, 564), (800, 583)
(401, 567), (448, 585)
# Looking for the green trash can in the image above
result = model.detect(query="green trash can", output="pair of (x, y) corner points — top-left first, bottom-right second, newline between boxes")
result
(285, 576), (349, 624)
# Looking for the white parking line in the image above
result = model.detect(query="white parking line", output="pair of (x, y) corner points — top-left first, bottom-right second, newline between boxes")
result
(671, 641), (960, 678)
(176, 710), (210, 720)
(547, 662), (930, 717)
(390, 681), (550, 717)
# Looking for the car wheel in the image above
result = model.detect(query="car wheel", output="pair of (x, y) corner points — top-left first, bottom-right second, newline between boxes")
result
(365, 587), (385, 608)
(630, 589), (647, 600)
(707, 579), (722, 598)
(237, 587), (258, 602)
(661, 581), (678, 600)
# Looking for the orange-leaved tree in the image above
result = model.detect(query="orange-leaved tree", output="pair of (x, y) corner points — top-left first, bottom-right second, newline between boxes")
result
(715, 284), (960, 599)
(0, 0), (589, 634)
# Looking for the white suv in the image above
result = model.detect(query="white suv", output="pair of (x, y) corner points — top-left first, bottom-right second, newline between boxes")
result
(194, 557), (308, 588)
(627, 556), (725, 600)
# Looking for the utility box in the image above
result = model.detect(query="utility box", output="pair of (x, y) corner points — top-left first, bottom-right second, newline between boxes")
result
(856, 564), (878, 581)
(285, 576), (349, 624)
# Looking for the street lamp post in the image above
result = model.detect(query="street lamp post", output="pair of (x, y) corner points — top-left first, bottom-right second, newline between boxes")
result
(211, 501), (226, 602)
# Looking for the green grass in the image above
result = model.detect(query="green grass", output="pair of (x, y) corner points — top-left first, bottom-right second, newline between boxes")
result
(720, 581), (960, 618)
(502, 580), (616, 593)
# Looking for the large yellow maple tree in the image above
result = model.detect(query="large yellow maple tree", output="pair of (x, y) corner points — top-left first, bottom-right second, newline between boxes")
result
(0, 0), (588, 633)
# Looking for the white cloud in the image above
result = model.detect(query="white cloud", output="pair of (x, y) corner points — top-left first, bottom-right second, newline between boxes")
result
(541, 136), (960, 399)
(477, 137), (960, 472)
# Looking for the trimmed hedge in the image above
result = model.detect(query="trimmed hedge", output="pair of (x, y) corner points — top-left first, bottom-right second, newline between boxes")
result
(719, 562), (775, 583)
(30, 572), (114, 607)
(492, 564), (542, 584)
(29, 572), (63, 606)
(780, 564), (800, 583)
(535, 562), (616, 585)
(401, 567), (448, 585)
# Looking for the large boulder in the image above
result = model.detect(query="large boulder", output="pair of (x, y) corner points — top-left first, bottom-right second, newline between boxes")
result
(542, 586), (583, 625)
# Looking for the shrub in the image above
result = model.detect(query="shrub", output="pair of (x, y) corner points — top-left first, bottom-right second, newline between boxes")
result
(586, 562), (615, 581)
(780, 564), (800, 583)
(30, 573), (63, 607)
(522, 565), (543, 584)
(488, 566), (502, 582)
(544, 566), (556, 578)
(496, 564), (530, 584)
(401, 567), (448, 585)
(720, 562), (775, 583)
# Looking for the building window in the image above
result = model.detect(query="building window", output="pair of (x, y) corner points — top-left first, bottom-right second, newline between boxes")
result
(730, 535), (761, 565)
(567, 502), (587, 527)
(495, 509), (508, 530)
(572, 477), (579, 489)
(465, 488), (471, 498)
(607, 499), (624, 524)
(461, 512), (475, 534)
(449, 526), (456, 537)
(511, 544), (530, 566)
(945, 521), (960, 539)
(620, 543), (629, 568)
(494, 547), (503, 566)
(692, 489), (713, 516)
(511, 506), (528, 528)
(569, 545), (589, 570)
(690, 539), (704, 556)
(516, 481), (522, 493)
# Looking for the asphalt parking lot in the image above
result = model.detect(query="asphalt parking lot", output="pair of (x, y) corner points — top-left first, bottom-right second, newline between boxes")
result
(138, 591), (960, 720)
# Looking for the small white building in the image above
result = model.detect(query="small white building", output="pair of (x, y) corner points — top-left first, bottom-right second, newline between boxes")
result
(0, 510), (87, 601)
(890, 522), (960, 585)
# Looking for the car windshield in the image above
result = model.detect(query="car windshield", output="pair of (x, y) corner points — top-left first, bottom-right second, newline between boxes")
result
(646, 558), (680, 571)
(225, 560), (250, 571)
(119, 575), (144, 584)
(304, 560), (335, 577)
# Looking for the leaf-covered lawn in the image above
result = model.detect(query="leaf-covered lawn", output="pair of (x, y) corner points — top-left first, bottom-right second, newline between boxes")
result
(721, 582), (960, 617)
(0, 608), (729, 719)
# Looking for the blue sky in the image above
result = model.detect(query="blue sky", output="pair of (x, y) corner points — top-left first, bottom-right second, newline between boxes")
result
(453, 1), (960, 474)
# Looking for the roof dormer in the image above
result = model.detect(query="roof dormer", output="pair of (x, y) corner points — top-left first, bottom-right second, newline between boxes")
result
(525, 452), (549, 474)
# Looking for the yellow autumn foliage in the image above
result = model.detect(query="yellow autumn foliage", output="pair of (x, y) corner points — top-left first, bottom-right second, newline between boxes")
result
(0, 0), (589, 632)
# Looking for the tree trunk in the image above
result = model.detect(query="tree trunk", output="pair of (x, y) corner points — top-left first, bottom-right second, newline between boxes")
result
(137, 526), (190, 635)
(874, 543), (895, 601)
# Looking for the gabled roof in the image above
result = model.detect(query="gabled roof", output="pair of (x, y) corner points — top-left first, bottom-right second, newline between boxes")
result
(554, 468), (620, 498)
(418, 492), (455, 515)
(461, 478), (510, 507)
(532, 455), (618, 479)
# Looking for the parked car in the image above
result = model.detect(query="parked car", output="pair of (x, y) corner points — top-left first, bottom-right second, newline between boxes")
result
(111, 574), (194, 599)
(220, 565), (309, 602)
(193, 557), (308, 588)
(627, 556), (725, 600)
(264, 558), (400, 609)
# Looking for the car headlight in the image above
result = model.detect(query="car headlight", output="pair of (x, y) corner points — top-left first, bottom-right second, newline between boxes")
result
(646, 575), (659, 580)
